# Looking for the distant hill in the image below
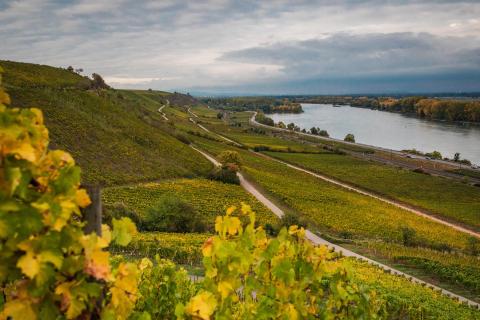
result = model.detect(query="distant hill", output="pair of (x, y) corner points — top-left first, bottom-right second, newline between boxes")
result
(0, 60), (212, 185)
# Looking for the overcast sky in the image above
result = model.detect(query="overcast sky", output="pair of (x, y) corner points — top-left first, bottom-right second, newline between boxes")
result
(1, 0), (479, 94)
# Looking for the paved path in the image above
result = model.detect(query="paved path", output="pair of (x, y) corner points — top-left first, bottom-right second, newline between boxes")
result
(189, 112), (242, 146)
(158, 105), (169, 121)
(258, 152), (480, 239)
(190, 144), (479, 308)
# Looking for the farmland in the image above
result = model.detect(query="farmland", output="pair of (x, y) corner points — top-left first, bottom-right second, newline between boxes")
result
(103, 178), (278, 229)
(264, 151), (480, 230)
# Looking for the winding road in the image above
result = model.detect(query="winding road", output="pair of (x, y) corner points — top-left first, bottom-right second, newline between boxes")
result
(190, 144), (479, 308)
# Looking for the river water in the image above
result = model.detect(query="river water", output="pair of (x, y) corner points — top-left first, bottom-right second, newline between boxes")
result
(268, 104), (480, 165)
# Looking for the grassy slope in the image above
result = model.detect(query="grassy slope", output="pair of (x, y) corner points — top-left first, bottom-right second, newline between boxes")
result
(263, 152), (480, 230)
(1, 60), (212, 185)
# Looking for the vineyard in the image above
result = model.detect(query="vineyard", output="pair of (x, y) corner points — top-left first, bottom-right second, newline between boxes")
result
(263, 151), (480, 230)
(111, 232), (208, 265)
(193, 137), (472, 250)
(2, 62), (480, 319)
(102, 178), (278, 229)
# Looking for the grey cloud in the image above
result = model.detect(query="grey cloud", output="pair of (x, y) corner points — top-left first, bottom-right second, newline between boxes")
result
(220, 32), (480, 79)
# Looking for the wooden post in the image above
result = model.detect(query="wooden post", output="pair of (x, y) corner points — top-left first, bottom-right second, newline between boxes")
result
(82, 184), (102, 236)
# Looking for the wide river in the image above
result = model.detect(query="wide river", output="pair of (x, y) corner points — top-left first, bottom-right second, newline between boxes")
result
(268, 104), (480, 165)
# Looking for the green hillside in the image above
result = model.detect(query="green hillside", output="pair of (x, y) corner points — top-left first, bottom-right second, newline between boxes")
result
(0, 60), (212, 185)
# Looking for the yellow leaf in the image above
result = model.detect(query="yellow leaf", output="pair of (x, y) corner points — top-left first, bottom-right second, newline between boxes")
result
(218, 281), (233, 299)
(226, 206), (236, 216)
(11, 142), (36, 162)
(75, 189), (91, 208)
(138, 258), (153, 271)
(39, 250), (63, 269)
(84, 249), (110, 280)
(17, 251), (40, 278)
(1, 299), (36, 320)
(185, 291), (217, 320)
(202, 237), (214, 257)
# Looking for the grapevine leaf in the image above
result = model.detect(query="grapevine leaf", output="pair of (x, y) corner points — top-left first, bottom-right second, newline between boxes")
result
(112, 217), (137, 246)
(17, 251), (40, 279)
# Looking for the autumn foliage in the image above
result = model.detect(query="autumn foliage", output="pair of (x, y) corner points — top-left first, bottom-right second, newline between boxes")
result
(0, 67), (138, 319)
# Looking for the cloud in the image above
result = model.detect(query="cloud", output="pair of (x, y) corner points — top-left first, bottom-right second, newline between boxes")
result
(1, 0), (480, 93)
(220, 32), (480, 80)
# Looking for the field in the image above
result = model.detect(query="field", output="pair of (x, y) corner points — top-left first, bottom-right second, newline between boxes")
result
(348, 259), (480, 319)
(1, 60), (212, 185)
(192, 137), (473, 250)
(359, 242), (480, 299)
(110, 232), (207, 265)
(103, 178), (278, 229)
(264, 151), (480, 230)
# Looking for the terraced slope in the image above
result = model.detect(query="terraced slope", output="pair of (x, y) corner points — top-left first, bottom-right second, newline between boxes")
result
(1, 60), (211, 185)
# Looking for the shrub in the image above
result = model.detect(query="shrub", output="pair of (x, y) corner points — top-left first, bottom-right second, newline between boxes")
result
(344, 133), (355, 143)
(90, 72), (110, 89)
(208, 166), (240, 185)
(175, 132), (191, 145)
(144, 194), (206, 233)
(466, 237), (480, 256)
(279, 212), (308, 229)
(103, 202), (143, 229)
(401, 227), (417, 246)
(425, 150), (442, 160)
(218, 150), (242, 167)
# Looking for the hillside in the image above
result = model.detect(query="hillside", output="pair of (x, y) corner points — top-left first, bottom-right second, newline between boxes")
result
(0, 60), (212, 185)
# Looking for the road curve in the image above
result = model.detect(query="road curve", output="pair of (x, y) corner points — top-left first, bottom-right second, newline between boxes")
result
(158, 105), (169, 121)
(190, 144), (479, 308)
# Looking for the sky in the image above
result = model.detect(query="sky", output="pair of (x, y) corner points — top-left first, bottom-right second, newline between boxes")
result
(1, 0), (480, 95)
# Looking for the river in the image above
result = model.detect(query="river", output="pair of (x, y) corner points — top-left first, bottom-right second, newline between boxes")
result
(267, 104), (480, 165)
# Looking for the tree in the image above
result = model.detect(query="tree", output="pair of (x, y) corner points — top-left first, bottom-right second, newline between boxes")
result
(75, 68), (84, 74)
(287, 122), (296, 130)
(218, 150), (241, 168)
(67, 65), (74, 72)
(319, 130), (329, 137)
(144, 194), (206, 233)
(217, 112), (223, 119)
(91, 73), (110, 89)
(310, 127), (318, 135)
(277, 121), (286, 129)
(426, 150), (442, 160)
(454, 152), (461, 162)
(344, 133), (355, 143)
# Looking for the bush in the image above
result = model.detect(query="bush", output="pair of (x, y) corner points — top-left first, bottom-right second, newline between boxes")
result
(466, 236), (480, 256)
(208, 166), (240, 185)
(91, 72), (110, 89)
(425, 150), (442, 160)
(401, 226), (416, 246)
(344, 133), (355, 143)
(103, 202), (143, 229)
(144, 194), (206, 233)
(218, 150), (242, 167)
(175, 132), (191, 145)
(279, 212), (308, 229)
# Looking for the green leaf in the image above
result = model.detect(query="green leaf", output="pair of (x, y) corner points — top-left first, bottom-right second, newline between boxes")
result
(112, 217), (137, 246)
